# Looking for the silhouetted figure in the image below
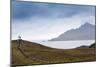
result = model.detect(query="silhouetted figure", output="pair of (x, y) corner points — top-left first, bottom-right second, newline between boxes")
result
(17, 36), (28, 58)
(17, 36), (22, 48)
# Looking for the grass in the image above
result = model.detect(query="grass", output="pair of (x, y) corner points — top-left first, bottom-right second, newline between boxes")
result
(11, 40), (96, 66)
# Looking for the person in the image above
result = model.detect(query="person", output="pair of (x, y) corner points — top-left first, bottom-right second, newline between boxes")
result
(17, 36), (22, 48)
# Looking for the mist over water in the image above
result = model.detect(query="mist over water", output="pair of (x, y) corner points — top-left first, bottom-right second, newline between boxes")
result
(33, 40), (95, 49)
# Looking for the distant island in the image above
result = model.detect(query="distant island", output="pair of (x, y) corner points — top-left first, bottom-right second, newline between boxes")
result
(50, 23), (95, 41)
(77, 43), (96, 48)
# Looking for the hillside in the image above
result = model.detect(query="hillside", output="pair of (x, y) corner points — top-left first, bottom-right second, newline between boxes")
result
(77, 45), (89, 48)
(77, 42), (96, 48)
(11, 40), (96, 66)
(50, 23), (95, 41)
(89, 43), (96, 48)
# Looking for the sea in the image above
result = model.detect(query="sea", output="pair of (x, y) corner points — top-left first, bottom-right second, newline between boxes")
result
(33, 40), (95, 49)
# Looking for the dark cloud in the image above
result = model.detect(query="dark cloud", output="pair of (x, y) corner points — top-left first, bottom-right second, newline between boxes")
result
(12, 1), (96, 20)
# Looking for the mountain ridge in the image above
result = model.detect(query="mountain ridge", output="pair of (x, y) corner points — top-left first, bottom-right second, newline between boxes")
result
(50, 23), (95, 41)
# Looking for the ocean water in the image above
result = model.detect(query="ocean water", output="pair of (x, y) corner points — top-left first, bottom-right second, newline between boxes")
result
(34, 40), (95, 49)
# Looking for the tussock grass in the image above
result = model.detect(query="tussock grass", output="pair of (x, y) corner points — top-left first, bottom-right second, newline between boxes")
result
(11, 40), (96, 66)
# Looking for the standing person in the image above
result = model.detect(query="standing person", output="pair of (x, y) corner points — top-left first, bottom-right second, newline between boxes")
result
(17, 36), (22, 48)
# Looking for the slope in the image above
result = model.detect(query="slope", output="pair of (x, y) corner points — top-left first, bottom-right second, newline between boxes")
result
(50, 23), (95, 41)
(11, 40), (96, 66)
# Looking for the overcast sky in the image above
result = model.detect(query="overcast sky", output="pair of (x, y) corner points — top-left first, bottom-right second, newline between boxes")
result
(12, 0), (96, 41)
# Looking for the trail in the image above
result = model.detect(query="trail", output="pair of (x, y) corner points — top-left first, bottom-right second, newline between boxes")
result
(18, 48), (28, 58)
(18, 47), (49, 63)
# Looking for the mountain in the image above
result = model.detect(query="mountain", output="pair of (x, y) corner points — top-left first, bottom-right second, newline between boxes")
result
(50, 23), (95, 41)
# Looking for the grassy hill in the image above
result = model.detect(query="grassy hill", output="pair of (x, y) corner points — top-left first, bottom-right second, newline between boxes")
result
(11, 40), (96, 66)
(89, 43), (96, 48)
(77, 42), (96, 48)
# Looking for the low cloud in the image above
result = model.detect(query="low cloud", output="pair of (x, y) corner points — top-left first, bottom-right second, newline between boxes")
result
(12, 14), (95, 41)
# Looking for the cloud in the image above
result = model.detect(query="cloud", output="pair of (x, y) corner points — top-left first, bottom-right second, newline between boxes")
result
(12, 1), (95, 40)
(12, 1), (95, 20)
(12, 14), (95, 40)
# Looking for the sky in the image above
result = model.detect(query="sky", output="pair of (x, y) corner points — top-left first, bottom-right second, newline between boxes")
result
(12, 0), (96, 41)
